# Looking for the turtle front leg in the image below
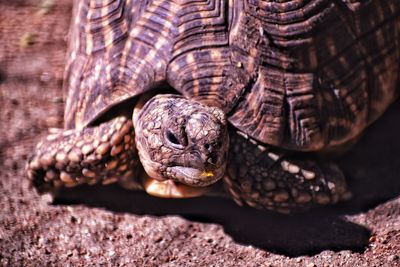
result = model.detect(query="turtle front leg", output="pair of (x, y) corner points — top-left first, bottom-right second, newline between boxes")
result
(27, 116), (142, 194)
(225, 131), (350, 213)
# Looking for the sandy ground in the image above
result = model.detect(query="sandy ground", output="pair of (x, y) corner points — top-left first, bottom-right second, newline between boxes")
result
(1, 1), (400, 266)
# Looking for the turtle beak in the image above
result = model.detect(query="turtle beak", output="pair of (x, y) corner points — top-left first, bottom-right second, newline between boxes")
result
(141, 174), (213, 198)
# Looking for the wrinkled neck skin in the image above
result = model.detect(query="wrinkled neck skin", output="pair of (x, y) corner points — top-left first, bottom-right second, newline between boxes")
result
(132, 94), (229, 198)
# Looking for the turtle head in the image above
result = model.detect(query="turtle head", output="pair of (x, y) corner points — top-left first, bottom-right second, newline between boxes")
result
(133, 94), (228, 197)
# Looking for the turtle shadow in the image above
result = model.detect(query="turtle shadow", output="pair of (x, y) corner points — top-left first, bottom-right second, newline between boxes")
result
(54, 101), (400, 256)
(55, 185), (371, 257)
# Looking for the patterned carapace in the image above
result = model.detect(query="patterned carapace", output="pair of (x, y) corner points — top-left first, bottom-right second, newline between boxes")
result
(64, 0), (399, 152)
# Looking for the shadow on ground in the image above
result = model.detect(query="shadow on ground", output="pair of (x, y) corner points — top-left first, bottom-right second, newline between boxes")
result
(54, 101), (400, 257)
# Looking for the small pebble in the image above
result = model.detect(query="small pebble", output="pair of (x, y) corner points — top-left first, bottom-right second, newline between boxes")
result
(40, 71), (52, 83)
(288, 164), (300, 174)
(39, 0), (54, 14)
(20, 33), (36, 48)
(302, 169), (316, 180)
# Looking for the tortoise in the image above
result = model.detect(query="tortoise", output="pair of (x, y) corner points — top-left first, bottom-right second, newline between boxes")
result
(27, 0), (400, 213)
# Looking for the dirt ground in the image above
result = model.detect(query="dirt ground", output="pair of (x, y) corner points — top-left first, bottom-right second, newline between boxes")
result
(1, 1), (400, 266)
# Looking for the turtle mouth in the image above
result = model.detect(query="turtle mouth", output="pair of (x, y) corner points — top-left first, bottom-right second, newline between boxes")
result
(166, 165), (225, 187)
(136, 145), (226, 197)
(141, 174), (213, 198)
(140, 165), (225, 198)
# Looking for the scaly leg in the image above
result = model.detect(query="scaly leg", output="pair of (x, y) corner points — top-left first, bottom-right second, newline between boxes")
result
(27, 116), (142, 194)
(225, 131), (350, 213)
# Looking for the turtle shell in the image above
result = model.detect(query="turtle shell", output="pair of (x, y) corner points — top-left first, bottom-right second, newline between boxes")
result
(64, 0), (400, 152)
(225, 0), (400, 151)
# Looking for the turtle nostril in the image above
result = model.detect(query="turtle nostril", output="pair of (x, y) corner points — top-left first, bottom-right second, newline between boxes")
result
(207, 155), (218, 166)
(166, 130), (180, 145)
(204, 143), (211, 151)
(165, 129), (188, 148)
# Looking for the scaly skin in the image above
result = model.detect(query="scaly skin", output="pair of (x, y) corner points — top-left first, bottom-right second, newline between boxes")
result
(27, 117), (142, 194)
(226, 131), (350, 213)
